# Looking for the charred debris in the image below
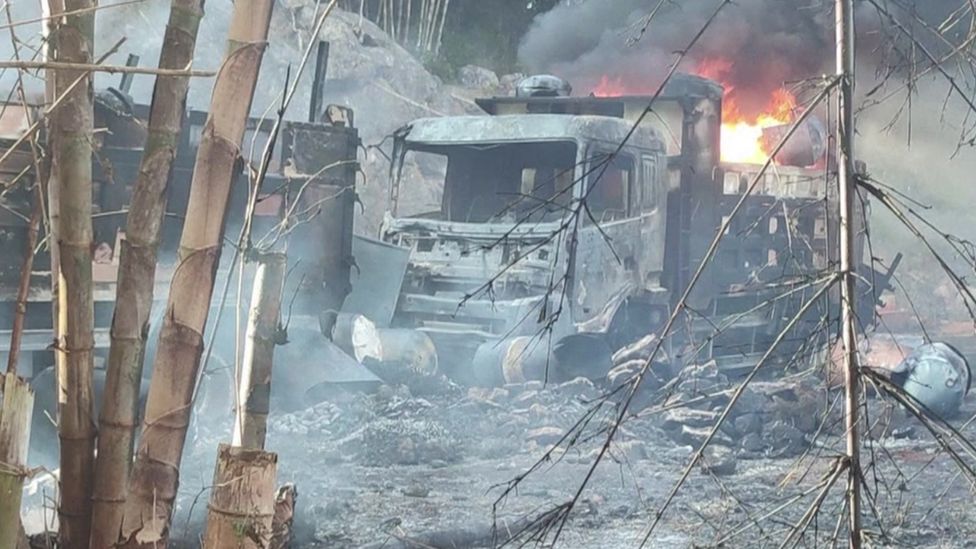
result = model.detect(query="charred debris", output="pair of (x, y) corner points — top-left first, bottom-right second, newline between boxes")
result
(0, 2), (974, 548)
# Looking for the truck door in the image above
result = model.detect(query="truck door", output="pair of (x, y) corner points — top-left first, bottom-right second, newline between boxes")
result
(637, 154), (667, 291)
(572, 148), (642, 325)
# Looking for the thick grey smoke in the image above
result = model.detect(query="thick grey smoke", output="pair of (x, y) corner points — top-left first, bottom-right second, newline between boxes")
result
(518, 0), (830, 119)
(520, 0), (976, 322)
(518, 0), (969, 119)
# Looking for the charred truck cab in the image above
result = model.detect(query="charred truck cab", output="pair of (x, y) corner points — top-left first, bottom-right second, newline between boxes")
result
(383, 114), (669, 382)
(360, 73), (875, 383)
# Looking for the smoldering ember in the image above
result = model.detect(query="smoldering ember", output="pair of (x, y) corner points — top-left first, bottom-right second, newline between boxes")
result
(4, 1), (976, 548)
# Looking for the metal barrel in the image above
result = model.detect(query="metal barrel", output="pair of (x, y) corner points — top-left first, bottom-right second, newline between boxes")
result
(375, 328), (439, 377)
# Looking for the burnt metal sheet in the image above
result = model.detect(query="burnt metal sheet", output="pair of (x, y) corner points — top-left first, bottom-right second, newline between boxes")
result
(342, 235), (410, 327)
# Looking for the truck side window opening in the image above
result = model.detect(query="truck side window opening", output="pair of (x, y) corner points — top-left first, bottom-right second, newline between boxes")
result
(585, 150), (634, 222)
(641, 156), (658, 210)
(398, 141), (577, 222)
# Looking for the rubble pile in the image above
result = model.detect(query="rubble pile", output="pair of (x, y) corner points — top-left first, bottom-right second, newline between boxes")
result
(619, 358), (830, 459)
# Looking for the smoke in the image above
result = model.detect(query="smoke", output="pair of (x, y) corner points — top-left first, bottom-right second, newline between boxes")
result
(518, 0), (831, 119)
(857, 76), (976, 322)
(519, 0), (976, 321)
(518, 0), (972, 119)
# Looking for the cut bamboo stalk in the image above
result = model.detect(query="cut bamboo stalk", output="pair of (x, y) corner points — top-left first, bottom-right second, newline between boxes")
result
(51, 1), (97, 547)
(233, 253), (286, 450)
(89, 1), (206, 547)
(202, 444), (278, 549)
(0, 374), (35, 549)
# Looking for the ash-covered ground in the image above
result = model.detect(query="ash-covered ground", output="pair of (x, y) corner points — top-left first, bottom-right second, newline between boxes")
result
(155, 358), (976, 549)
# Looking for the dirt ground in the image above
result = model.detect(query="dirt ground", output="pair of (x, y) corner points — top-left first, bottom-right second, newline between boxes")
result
(149, 371), (976, 549)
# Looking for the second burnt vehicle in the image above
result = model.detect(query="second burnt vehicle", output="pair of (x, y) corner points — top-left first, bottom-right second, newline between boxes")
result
(346, 74), (888, 384)
(0, 46), (372, 464)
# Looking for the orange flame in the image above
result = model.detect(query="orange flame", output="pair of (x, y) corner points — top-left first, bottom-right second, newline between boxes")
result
(591, 60), (798, 164)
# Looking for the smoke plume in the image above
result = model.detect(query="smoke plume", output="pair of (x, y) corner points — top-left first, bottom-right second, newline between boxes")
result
(518, 0), (830, 119)
(518, 0), (969, 120)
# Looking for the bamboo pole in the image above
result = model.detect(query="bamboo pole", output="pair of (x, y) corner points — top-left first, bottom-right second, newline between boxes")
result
(119, 1), (276, 545)
(89, 1), (206, 547)
(415, 0), (426, 48)
(0, 375), (34, 549)
(202, 444), (278, 549)
(836, 0), (862, 546)
(51, 1), (97, 546)
(232, 253), (286, 449)
(405, 0), (412, 47)
(425, 0), (440, 52)
(42, 0), (63, 410)
(394, 0), (402, 42)
(433, 0), (449, 56)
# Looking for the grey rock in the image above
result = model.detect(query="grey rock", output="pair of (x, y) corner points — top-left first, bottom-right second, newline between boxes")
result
(401, 484), (431, 498)
(740, 432), (765, 453)
(671, 425), (733, 447)
(763, 420), (807, 456)
(702, 446), (737, 476)
(556, 377), (600, 400)
(610, 440), (648, 463)
(458, 65), (500, 90)
(733, 413), (763, 436)
(526, 426), (565, 445)
(662, 408), (720, 431)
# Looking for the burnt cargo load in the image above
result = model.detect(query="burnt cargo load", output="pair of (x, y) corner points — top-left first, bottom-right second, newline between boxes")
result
(345, 73), (880, 382)
(0, 83), (361, 388)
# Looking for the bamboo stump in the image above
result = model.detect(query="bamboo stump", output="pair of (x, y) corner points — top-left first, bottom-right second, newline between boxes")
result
(203, 444), (278, 549)
(0, 374), (34, 549)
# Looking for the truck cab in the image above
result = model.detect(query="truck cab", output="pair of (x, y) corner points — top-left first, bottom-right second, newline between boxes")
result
(380, 114), (669, 378)
(355, 73), (874, 382)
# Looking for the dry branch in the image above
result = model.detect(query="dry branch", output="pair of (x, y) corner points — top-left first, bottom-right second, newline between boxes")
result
(0, 0), (144, 32)
(0, 60), (214, 77)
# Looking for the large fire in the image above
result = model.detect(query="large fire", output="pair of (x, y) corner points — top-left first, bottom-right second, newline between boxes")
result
(592, 59), (798, 164)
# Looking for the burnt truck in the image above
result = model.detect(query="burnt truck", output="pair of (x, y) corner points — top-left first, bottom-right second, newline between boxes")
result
(344, 74), (878, 384)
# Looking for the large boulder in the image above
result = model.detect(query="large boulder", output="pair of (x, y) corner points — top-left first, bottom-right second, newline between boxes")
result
(457, 65), (500, 91)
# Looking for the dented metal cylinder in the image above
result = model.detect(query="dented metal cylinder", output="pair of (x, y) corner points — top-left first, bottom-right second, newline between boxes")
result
(899, 342), (970, 418)
(375, 328), (439, 377)
(471, 333), (614, 387)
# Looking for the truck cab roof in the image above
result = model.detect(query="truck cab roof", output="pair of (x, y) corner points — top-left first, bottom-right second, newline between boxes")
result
(401, 114), (666, 153)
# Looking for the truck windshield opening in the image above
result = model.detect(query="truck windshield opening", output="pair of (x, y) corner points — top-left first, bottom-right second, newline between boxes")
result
(396, 141), (578, 223)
